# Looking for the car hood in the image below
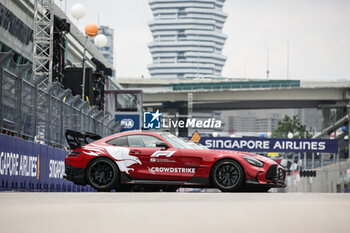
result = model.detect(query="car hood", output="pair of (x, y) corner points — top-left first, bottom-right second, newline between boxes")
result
(210, 149), (277, 166)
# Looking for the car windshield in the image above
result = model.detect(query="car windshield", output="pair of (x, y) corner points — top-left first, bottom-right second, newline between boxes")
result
(161, 133), (207, 149)
(188, 141), (209, 150)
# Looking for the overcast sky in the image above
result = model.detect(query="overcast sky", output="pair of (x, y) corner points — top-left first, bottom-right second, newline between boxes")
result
(56, 0), (350, 80)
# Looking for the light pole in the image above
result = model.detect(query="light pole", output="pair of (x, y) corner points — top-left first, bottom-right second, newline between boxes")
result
(81, 36), (88, 101)
(81, 23), (99, 101)
(287, 132), (293, 169)
(348, 105), (350, 160)
(286, 38), (290, 80)
(244, 61), (246, 79)
(265, 45), (270, 79)
(71, 4), (89, 101)
(71, 4), (108, 103)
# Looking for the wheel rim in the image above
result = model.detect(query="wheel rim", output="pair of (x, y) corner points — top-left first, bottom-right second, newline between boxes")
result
(214, 162), (240, 189)
(89, 161), (115, 188)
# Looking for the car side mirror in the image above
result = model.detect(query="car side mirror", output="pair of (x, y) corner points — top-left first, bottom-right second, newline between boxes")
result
(156, 141), (169, 149)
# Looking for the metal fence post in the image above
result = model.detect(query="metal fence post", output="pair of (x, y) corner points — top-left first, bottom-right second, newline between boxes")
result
(60, 100), (64, 146)
(33, 81), (39, 141)
(348, 104), (350, 160)
(0, 68), (2, 132)
(16, 70), (22, 136)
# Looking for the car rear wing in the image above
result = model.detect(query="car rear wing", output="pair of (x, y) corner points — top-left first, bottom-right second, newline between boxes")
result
(65, 130), (102, 150)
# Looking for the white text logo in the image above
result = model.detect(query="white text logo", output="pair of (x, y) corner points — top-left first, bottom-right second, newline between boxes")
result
(150, 151), (176, 158)
(121, 119), (135, 129)
(148, 167), (195, 174)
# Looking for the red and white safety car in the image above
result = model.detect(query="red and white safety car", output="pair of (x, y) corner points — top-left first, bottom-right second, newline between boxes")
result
(64, 130), (286, 192)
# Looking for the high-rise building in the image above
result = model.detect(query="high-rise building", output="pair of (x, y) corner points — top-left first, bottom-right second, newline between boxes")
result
(298, 109), (323, 134)
(148, 0), (227, 79)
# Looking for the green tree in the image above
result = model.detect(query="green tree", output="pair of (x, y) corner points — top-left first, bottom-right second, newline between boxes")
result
(271, 115), (311, 138)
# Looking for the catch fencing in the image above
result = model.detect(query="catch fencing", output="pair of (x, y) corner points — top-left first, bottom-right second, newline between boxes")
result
(0, 49), (120, 148)
(285, 159), (350, 192)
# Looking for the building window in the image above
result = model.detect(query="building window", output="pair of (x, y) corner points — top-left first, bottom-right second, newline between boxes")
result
(178, 35), (187, 41)
(177, 73), (184, 78)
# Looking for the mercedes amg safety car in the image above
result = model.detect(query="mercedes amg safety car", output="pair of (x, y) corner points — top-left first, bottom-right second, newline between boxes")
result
(64, 130), (286, 192)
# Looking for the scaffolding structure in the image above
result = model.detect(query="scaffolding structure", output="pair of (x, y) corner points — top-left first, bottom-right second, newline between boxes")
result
(32, 0), (54, 84)
(0, 0), (122, 147)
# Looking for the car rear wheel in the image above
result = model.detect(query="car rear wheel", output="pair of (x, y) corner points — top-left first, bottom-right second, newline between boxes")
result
(211, 159), (244, 192)
(86, 158), (119, 192)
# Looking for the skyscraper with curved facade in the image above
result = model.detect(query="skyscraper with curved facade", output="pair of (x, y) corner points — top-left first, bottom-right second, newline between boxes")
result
(148, 0), (227, 79)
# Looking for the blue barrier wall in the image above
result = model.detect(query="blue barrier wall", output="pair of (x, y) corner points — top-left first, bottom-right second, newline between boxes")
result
(0, 134), (94, 192)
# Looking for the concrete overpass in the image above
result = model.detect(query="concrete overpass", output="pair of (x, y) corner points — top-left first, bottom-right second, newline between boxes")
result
(118, 78), (350, 111)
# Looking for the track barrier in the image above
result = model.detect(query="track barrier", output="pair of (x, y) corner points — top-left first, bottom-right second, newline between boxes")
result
(0, 134), (94, 192)
(285, 159), (350, 192)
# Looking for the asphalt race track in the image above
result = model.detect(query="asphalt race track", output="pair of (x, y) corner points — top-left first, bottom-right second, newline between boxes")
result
(0, 193), (349, 233)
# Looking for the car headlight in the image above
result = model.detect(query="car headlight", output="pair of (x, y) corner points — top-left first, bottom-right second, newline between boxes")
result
(67, 151), (81, 157)
(244, 156), (264, 168)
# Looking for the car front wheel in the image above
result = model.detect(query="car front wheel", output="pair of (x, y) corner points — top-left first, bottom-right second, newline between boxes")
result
(86, 158), (119, 192)
(211, 159), (244, 192)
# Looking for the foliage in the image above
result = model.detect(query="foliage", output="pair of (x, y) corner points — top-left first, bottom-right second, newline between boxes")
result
(271, 115), (312, 138)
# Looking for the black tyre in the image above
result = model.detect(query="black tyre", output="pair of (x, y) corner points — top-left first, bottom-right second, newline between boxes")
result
(239, 185), (270, 192)
(160, 186), (179, 192)
(253, 187), (270, 192)
(86, 158), (119, 192)
(116, 185), (179, 192)
(116, 185), (134, 192)
(126, 185), (158, 192)
(142, 185), (162, 192)
(211, 159), (244, 192)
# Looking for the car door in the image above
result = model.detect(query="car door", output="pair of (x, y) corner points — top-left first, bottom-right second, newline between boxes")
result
(178, 148), (204, 181)
(126, 134), (184, 180)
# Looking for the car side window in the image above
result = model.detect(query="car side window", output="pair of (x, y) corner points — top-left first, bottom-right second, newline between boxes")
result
(127, 135), (163, 148)
(106, 136), (128, 147)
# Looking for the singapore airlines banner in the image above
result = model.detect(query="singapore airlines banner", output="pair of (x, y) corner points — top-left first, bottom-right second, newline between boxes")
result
(201, 137), (338, 153)
(0, 134), (93, 192)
